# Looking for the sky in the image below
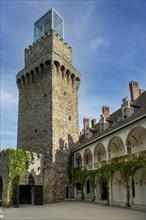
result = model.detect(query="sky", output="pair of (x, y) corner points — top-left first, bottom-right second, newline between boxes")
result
(0, 0), (145, 150)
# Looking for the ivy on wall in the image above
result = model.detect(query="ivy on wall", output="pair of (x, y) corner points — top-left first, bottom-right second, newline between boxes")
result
(6, 149), (30, 205)
(67, 153), (146, 206)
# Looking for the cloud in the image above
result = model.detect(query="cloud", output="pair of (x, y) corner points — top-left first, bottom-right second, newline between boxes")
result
(90, 37), (110, 51)
(1, 90), (18, 104)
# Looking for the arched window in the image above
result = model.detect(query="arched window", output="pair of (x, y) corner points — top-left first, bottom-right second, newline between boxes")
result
(17, 78), (21, 87)
(21, 75), (26, 86)
(45, 60), (50, 66)
(61, 65), (65, 78)
(26, 73), (30, 84)
(40, 63), (44, 78)
(66, 70), (70, 83)
(30, 70), (35, 83)
(54, 61), (60, 72)
(20, 172), (35, 185)
(97, 150), (102, 162)
(84, 149), (92, 166)
(71, 74), (75, 85)
(35, 66), (39, 78)
(75, 153), (82, 167)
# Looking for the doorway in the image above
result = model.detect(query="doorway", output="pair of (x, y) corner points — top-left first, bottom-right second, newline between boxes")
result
(19, 172), (35, 205)
(19, 185), (31, 204)
(65, 187), (69, 199)
(99, 176), (108, 200)
(101, 179), (108, 200)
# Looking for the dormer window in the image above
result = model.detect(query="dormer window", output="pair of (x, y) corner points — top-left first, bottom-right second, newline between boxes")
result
(123, 108), (127, 118)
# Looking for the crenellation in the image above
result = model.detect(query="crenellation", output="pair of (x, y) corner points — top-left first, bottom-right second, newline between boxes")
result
(69, 46), (72, 51)
(60, 38), (64, 42)
(24, 30), (72, 67)
(17, 59), (80, 90)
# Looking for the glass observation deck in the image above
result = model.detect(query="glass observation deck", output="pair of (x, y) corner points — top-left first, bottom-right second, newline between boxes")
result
(34, 8), (64, 42)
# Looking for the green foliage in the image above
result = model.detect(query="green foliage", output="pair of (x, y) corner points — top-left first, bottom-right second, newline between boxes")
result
(81, 189), (85, 200)
(69, 155), (146, 205)
(118, 155), (146, 207)
(6, 149), (30, 205)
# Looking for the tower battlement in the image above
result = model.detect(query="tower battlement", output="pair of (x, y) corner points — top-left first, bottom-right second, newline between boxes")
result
(16, 60), (80, 90)
(25, 30), (72, 67)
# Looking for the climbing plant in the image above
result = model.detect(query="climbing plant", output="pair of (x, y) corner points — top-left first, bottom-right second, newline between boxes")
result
(6, 149), (30, 205)
(118, 155), (146, 207)
(66, 153), (73, 184)
(67, 152), (146, 205)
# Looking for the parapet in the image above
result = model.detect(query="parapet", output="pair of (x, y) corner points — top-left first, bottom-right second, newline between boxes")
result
(16, 58), (80, 91)
(25, 29), (72, 67)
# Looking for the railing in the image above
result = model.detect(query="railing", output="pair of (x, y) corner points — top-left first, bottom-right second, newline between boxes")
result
(84, 164), (93, 170)
(74, 150), (146, 171)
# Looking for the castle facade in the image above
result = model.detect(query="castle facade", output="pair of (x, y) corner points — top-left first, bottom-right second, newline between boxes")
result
(0, 9), (145, 209)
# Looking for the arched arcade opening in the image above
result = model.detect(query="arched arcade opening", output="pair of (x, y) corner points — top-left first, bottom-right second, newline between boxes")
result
(97, 175), (108, 201)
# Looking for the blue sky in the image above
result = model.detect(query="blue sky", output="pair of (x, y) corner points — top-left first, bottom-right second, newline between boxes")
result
(0, 0), (145, 150)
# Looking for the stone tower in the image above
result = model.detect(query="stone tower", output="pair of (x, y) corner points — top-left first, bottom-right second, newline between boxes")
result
(16, 9), (80, 165)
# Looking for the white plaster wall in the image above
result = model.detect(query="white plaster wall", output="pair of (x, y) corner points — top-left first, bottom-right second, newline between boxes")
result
(133, 168), (146, 206)
(74, 118), (146, 166)
(112, 171), (126, 203)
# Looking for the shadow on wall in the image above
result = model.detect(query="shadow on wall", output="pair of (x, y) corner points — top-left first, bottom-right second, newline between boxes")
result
(43, 134), (76, 202)
(55, 134), (75, 164)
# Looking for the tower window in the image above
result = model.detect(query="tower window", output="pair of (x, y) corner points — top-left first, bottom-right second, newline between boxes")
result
(69, 116), (71, 121)
(44, 94), (47, 98)
(44, 129), (46, 133)
(35, 129), (37, 133)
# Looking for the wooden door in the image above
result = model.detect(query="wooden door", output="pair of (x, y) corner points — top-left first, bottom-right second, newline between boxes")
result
(34, 185), (43, 205)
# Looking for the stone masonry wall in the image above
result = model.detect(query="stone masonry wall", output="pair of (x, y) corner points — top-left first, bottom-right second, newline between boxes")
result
(17, 65), (53, 164)
(0, 151), (9, 205)
(52, 60), (80, 160)
(25, 30), (72, 67)
(16, 29), (80, 202)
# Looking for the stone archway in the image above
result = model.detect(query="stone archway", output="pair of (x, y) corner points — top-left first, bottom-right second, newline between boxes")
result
(126, 126), (146, 154)
(108, 136), (125, 159)
(98, 175), (108, 200)
(19, 172), (43, 205)
(0, 176), (3, 205)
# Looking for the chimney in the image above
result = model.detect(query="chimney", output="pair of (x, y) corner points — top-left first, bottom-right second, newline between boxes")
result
(129, 81), (140, 102)
(102, 106), (110, 118)
(83, 118), (89, 130)
(91, 119), (96, 127)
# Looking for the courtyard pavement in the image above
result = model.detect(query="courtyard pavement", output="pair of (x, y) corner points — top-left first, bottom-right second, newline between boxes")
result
(0, 201), (145, 220)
